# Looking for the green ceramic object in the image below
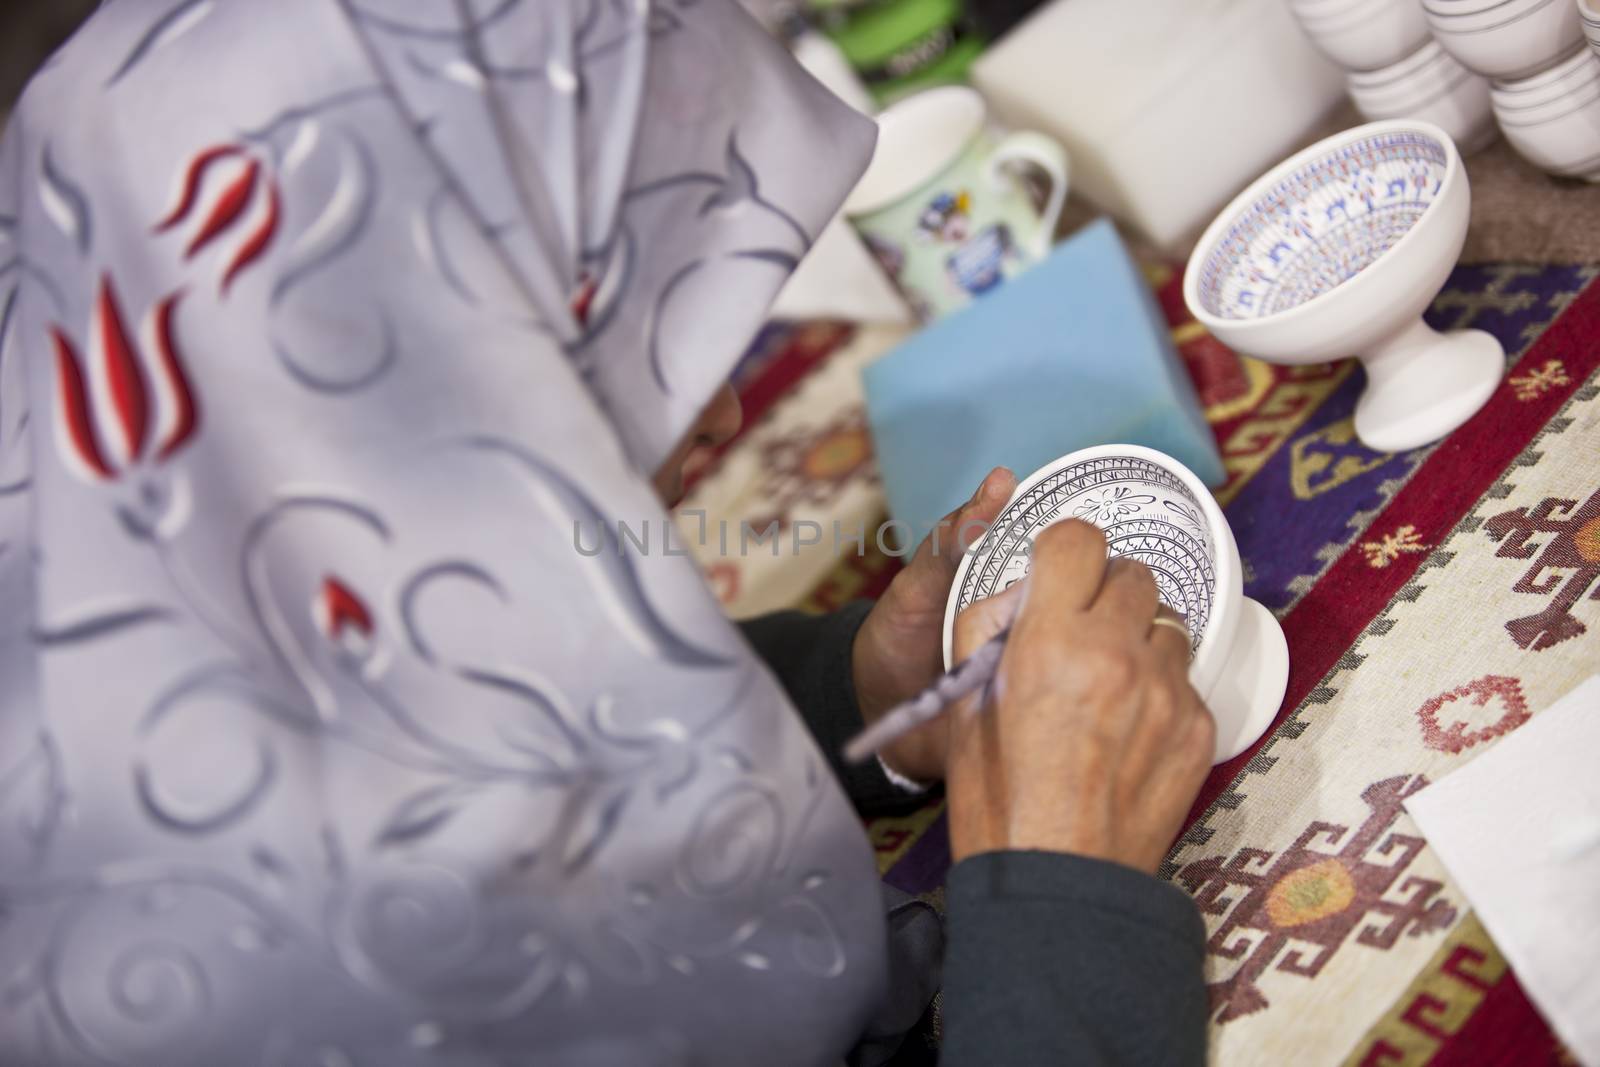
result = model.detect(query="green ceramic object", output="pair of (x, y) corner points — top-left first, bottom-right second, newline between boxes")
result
(819, 0), (984, 102)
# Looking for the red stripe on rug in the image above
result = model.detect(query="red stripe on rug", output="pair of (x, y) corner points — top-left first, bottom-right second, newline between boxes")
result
(735, 323), (856, 429)
(1154, 266), (1193, 326)
(1426, 970), (1568, 1067)
(680, 322), (855, 494)
(1186, 276), (1600, 825)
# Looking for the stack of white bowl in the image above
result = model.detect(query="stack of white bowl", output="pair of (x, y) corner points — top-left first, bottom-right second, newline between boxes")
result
(1423, 0), (1600, 180)
(1489, 46), (1600, 179)
(1288, 0), (1499, 153)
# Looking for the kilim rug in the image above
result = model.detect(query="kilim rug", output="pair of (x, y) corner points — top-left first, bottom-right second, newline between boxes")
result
(676, 261), (1600, 1065)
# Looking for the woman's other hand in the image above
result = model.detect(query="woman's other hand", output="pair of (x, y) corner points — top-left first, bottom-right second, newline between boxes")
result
(945, 520), (1215, 874)
(852, 466), (1017, 782)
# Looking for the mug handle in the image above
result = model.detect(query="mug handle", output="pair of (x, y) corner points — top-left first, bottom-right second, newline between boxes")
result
(984, 132), (1070, 259)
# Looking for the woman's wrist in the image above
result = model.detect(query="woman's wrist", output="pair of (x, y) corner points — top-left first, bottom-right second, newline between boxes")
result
(944, 702), (1130, 867)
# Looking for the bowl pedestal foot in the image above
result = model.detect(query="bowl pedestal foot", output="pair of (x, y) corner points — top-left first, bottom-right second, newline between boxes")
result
(1205, 597), (1288, 764)
(1354, 317), (1505, 453)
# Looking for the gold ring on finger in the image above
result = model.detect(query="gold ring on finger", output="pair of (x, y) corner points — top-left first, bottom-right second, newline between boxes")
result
(1151, 616), (1190, 641)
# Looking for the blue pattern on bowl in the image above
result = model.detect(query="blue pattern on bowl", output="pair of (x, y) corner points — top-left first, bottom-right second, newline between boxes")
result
(1195, 131), (1448, 320)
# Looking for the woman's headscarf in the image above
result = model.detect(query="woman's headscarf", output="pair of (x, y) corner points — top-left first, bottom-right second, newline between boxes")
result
(0, 2), (898, 1063)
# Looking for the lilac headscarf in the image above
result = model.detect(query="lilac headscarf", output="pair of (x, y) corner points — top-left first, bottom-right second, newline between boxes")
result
(0, 2), (896, 1063)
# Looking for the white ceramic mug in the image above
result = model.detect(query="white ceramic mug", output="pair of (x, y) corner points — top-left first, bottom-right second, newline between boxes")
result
(844, 86), (1068, 321)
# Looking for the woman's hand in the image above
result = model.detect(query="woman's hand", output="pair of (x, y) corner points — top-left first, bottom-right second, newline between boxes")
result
(852, 467), (1017, 783)
(944, 519), (1215, 873)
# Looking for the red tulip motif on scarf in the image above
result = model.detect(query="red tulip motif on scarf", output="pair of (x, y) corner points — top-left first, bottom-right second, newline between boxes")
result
(50, 275), (198, 489)
(48, 142), (285, 527)
(315, 575), (377, 658)
(155, 143), (281, 296)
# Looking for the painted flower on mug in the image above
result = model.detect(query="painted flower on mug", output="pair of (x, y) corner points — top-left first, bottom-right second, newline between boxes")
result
(917, 190), (972, 243)
(945, 223), (1014, 297)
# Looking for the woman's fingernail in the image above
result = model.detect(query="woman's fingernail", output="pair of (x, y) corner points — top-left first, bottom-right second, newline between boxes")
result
(983, 468), (1010, 501)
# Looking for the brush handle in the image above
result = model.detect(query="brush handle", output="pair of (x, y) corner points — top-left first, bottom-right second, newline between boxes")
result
(842, 625), (1012, 764)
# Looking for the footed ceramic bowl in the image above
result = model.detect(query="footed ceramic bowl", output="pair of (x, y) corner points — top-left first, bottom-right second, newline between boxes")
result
(941, 445), (1287, 765)
(1184, 120), (1503, 454)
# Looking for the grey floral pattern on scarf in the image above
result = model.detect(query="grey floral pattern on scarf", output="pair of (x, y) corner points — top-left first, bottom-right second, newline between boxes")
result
(0, 2), (888, 1063)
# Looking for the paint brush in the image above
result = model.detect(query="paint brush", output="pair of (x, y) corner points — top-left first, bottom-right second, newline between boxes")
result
(842, 624), (1011, 764)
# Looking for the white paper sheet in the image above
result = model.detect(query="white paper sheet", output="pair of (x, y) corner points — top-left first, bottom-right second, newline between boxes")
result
(1406, 674), (1600, 1066)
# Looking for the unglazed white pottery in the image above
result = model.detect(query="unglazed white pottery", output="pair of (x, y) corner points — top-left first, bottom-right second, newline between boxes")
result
(1289, 0), (1432, 71)
(1347, 40), (1498, 153)
(1583, 0), (1600, 55)
(1490, 46), (1600, 178)
(1184, 120), (1503, 454)
(968, 0), (1345, 250)
(941, 445), (1287, 765)
(1489, 36), (1600, 105)
(1423, 0), (1585, 80)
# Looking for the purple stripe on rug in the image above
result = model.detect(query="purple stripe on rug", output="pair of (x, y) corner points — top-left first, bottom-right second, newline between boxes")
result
(883, 810), (952, 896)
(1227, 263), (1593, 612)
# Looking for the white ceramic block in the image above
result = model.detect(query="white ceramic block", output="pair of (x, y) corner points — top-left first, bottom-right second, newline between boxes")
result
(971, 0), (1346, 251)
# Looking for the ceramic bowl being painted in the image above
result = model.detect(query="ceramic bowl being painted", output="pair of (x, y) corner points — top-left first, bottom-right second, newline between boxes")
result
(1184, 120), (1503, 454)
(1422, 0), (1584, 80)
(941, 445), (1287, 764)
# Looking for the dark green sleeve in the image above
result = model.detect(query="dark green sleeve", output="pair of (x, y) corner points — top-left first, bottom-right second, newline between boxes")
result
(738, 602), (929, 817)
(940, 850), (1209, 1066)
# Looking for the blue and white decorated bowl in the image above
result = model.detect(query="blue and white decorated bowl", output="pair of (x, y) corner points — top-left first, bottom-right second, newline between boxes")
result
(1184, 121), (1469, 366)
(1191, 129), (1447, 321)
(942, 448), (1226, 667)
(940, 444), (1288, 764)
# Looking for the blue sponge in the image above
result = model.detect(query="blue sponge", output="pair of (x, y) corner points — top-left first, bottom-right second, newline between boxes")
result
(863, 218), (1224, 538)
